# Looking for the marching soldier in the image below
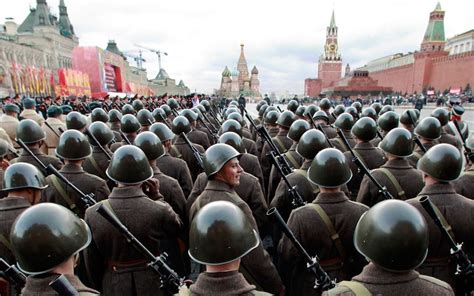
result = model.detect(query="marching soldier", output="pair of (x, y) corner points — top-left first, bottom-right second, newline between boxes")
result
(408, 116), (441, 167)
(0, 104), (20, 147)
(453, 134), (474, 199)
(188, 143), (283, 295)
(107, 109), (123, 142)
(19, 97), (44, 126)
(358, 128), (424, 206)
(319, 98), (335, 124)
(41, 105), (66, 155)
(227, 112), (253, 140)
(313, 110), (337, 139)
(137, 109), (155, 132)
(360, 107), (378, 121)
(90, 107), (109, 123)
(399, 109), (418, 133)
(41, 130), (110, 218)
(324, 200), (454, 296)
(65, 111), (88, 132)
(110, 114), (141, 152)
(430, 108), (462, 150)
(330, 113), (355, 152)
(83, 121), (114, 182)
(188, 201), (271, 296)
(295, 105), (306, 120)
(180, 109), (211, 149)
(10, 203), (99, 295)
(84, 145), (182, 295)
(220, 119), (259, 157)
(406, 144), (474, 292)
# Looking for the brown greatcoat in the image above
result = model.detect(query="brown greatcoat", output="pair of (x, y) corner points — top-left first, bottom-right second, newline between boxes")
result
(156, 152), (193, 199)
(21, 273), (99, 296)
(239, 153), (264, 194)
(83, 146), (112, 181)
(169, 135), (205, 182)
(196, 124), (215, 146)
(84, 185), (182, 296)
(19, 109), (44, 126)
(10, 147), (63, 175)
(187, 128), (211, 150)
(110, 134), (136, 153)
(0, 197), (30, 263)
(330, 130), (356, 153)
(188, 180), (283, 295)
(321, 124), (337, 139)
(189, 270), (271, 296)
(243, 137), (259, 158)
(406, 183), (474, 291)
(187, 173), (268, 235)
(41, 117), (66, 155)
(41, 164), (110, 218)
(438, 130), (462, 151)
(322, 263), (454, 296)
(453, 167), (474, 199)
(357, 158), (424, 207)
(0, 115), (19, 147)
(344, 142), (386, 200)
(278, 192), (369, 296)
(256, 126), (279, 163)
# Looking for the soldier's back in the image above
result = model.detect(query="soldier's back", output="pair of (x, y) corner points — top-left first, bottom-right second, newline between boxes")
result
(0, 197), (30, 263)
(156, 153), (193, 198)
(10, 148), (63, 174)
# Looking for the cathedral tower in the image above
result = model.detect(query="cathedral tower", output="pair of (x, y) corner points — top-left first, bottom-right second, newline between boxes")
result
(58, 0), (75, 37)
(317, 10), (343, 89)
(420, 2), (446, 53)
(237, 44), (250, 91)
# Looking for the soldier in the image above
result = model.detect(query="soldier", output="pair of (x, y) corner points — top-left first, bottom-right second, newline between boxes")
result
(151, 122), (193, 199)
(41, 130), (109, 218)
(110, 114), (140, 152)
(453, 134), (474, 199)
(324, 200), (454, 296)
(220, 119), (259, 158)
(287, 99), (299, 113)
(0, 104), (20, 147)
(295, 105), (306, 120)
(192, 105), (215, 145)
(188, 201), (271, 296)
(90, 107), (109, 123)
(84, 145), (182, 295)
(10, 203), (99, 295)
(121, 103), (135, 115)
(82, 121), (114, 183)
(188, 144), (283, 295)
(66, 111), (88, 132)
(430, 107), (462, 150)
(278, 148), (368, 296)
(137, 109), (155, 132)
(319, 98), (335, 124)
(19, 97), (44, 126)
(358, 128), (424, 206)
(107, 109), (123, 143)
(399, 109), (418, 133)
(60, 105), (72, 122)
(10, 119), (62, 174)
(408, 117), (442, 167)
(330, 113), (355, 152)
(180, 109), (211, 149)
(169, 116), (205, 182)
(41, 105), (66, 156)
(313, 110), (337, 139)
(344, 117), (386, 199)
(360, 106), (378, 121)
(406, 144), (474, 291)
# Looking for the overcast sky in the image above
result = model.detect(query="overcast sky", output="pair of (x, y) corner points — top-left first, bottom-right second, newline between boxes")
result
(2, 0), (473, 95)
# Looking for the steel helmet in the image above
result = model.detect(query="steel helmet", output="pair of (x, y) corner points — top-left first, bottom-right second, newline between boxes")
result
(351, 117), (377, 142)
(134, 131), (165, 160)
(307, 148), (352, 188)
(218, 132), (246, 153)
(203, 143), (241, 177)
(296, 130), (330, 160)
(106, 145), (153, 185)
(2, 162), (47, 191)
(417, 143), (463, 182)
(16, 119), (46, 144)
(150, 122), (175, 142)
(379, 127), (414, 157)
(55, 130), (92, 160)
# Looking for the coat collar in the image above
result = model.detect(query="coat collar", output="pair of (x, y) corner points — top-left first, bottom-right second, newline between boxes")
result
(300, 160), (312, 171)
(353, 262), (419, 284)
(277, 128), (288, 137)
(0, 196), (31, 211)
(418, 182), (457, 196)
(60, 163), (84, 174)
(314, 191), (349, 204)
(190, 271), (256, 295)
(109, 185), (147, 199)
(354, 142), (375, 150)
(20, 146), (44, 156)
(205, 179), (235, 193)
(381, 158), (412, 169)
(151, 165), (162, 175)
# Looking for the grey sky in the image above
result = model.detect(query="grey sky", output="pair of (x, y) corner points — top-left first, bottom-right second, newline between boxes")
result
(2, 0), (473, 95)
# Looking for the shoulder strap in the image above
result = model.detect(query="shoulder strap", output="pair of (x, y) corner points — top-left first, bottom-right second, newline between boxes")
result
(462, 170), (474, 177)
(337, 281), (372, 296)
(50, 175), (78, 213)
(273, 137), (287, 153)
(306, 203), (346, 261)
(377, 168), (406, 200)
(89, 156), (108, 180)
(412, 151), (422, 161)
(334, 138), (347, 152)
(415, 196), (455, 239)
(352, 149), (367, 168)
(293, 170), (320, 195)
(285, 151), (300, 169)
(0, 233), (12, 252)
(170, 145), (183, 159)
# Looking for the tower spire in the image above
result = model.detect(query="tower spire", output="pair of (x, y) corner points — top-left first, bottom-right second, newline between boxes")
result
(420, 1), (445, 52)
(330, 9), (336, 28)
(58, 0), (75, 37)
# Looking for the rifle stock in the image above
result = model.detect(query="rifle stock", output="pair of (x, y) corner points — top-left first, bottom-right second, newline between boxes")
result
(181, 133), (204, 170)
(0, 258), (26, 294)
(49, 275), (79, 296)
(84, 128), (111, 160)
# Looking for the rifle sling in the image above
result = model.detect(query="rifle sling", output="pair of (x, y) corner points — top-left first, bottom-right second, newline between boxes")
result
(50, 175), (78, 212)
(415, 196), (456, 240)
(307, 204), (347, 261)
(285, 151), (301, 169)
(352, 149), (368, 168)
(170, 145), (183, 159)
(89, 156), (108, 180)
(293, 169), (319, 195)
(273, 137), (287, 153)
(337, 281), (372, 296)
(376, 168), (406, 200)
(0, 233), (12, 252)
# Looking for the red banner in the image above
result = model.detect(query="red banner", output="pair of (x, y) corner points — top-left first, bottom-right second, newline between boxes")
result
(55, 68), (91, 97)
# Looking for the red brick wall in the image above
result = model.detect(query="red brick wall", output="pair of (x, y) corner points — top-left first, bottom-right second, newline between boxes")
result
(429, 52), (474, 92)
(304, 79), (322, 97)
(318, 62), (342, 88)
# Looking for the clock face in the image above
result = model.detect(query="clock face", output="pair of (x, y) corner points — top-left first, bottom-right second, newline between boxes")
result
(329, 43), (337, 52)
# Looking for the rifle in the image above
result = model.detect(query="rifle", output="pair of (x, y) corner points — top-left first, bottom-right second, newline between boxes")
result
(267, 208), (335, 291)
(181, 133), (204, 170)
(8, 147), (20, 158)
(119, 131), (132, 145)
(336, 129), (393, 200)
(44, 121), (61, 138)
(419, 196), (473, 294)
(406, 110), (427, 153)
(316, 124), (334, 148)
(268, 151), (305, 208)
(157, 113), (172, 130)
(58, 127), (65, 134)
(96, 203), (185, 294)
(376, 130), (384, 140)
(84, 128), (112, 160)
(453, 120), (472, 163)
(196, 116), (219, 142)
(0, 258), (26, 294)
(49, 274), (79, 296)
(200, 111), (220, 131)
(240, 104), (292, 175)
(208, 108), (223, 126)
(16, 139), (96, 208)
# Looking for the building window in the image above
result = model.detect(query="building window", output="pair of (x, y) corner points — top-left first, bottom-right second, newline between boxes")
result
(39, 16), (45, 25)
(467, 42), (471, 51)
(454, 45), (458, 54)
(460, 44), (464, 53)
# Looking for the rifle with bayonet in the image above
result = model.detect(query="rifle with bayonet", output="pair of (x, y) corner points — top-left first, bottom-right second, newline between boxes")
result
(84, 128), (112, 160)
(0, 258), (26, 294)
(195, 114), (219, 141)
(181, 133), (204, 170)
(209, 107), (223, 126)
(267, 208), (335, 291)
(336, 129), (394, 200)
(16, 139), (97, 208)
(240, 104), (292, 175)
(452, 120), (472, 164)
(49, 274), (79, 296)
(96, 203), (186, 294)
(419, 196), (473, 295)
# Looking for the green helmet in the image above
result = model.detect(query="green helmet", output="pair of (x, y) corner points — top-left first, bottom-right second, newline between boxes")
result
(379, 105), (394, 115)
(287, 100), (299, 112)
(296, 130), (330, 160)
(417, 143), (463, 182)
(134, 131), (165, 160)
(304, 105), (320, 119)
(132, 99), (144, 111)
(220, 119), (243, 137)
(264, 110), (280, 125)
(295, 105), (306, 117)
(2, 163), (47, 191)
(334, 113), (354, 131)
(121, 104), (135, 115)
(354, 199), (428, 272)
(399, 109), (418, 126)
(120, 114), (141, 133)
(203, 143), (241, 177)
(263, 106), (278, 117)
(288, 119), (311, 142)
(313, 110), (329, 123)
(319, 98), (331, 110)
(276, 111), (296, 128)
(0, 139), (9, 157)
(66, 112), (87, 131)
(171, 116), (191, 135)
(88, 121), (114, 146)
(150, 122), (175, 142)
(307, 148), (352, 188)
(196, 104), (206, 114)
(370, 102), (382, 114)
(108, 109), (122, 123)
(224, 107), (239, 119)
(377, 111), (399, 132)
(152, 108), (167, 122)
(258, 105), (269, 117)
(200, 99), (211, 111)
(345, 106), (358, 119)
(333, 105), (346, 117)
(229, 101), (239, 107)
(430, 108), (450, 126)
(106, 145), (153, 184)
(10, 203), (91, 275)
(167, 98), (179, 110)
(137, 109), (155, 126)
(218, 132), (245, 153)
(55, 130), (92, 160)
(88, 102), (101, 111)
(161, 104), (172, 117)
(256, 101), (268, 112)
(351, 117), (377, 141)
(189, 201), (259, 265)
(361, 107), (377, 120)
(61, 105), (73, 115)
(227, 112), (245, 126)
(414, 117), (441, 140)
(91, 108), (109, 123)
(379, 127), (414, 157)
(414, 109), (420, 119)
(47, 105), (62, 118)
(16, 119), (46, 144)
(180, 109), (198, 123)
(351, 101), (363, 113)
(466, 133), (474, 150)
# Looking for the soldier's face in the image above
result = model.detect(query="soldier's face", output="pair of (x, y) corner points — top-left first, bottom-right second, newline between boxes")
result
(219, 158), (242, 187)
